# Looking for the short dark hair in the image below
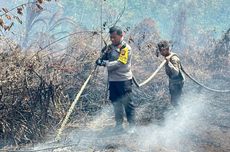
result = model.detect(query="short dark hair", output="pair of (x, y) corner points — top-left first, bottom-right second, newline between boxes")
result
(157, 40), (170, 50)
(109, 26), (123, 35)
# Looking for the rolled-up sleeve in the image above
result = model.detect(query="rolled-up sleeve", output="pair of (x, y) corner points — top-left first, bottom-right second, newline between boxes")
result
(167, 56), (180, 77)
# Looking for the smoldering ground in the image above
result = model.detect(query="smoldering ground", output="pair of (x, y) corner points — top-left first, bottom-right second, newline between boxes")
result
(135, 91), (207, 151)
(28, 82), (230, 152)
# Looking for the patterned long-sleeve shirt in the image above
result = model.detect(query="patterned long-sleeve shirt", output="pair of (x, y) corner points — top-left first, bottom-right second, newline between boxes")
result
(165, 53), (184, 83)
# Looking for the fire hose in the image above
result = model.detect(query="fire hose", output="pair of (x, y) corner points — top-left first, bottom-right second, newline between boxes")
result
(132, 53), (174, 87)
(55, 66), (98, 141)
(132, 57), (230, 93)
(56, 54), (230, 141)
(180, 65), (230, 93)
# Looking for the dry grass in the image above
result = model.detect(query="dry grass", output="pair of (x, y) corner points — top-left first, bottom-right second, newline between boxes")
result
(0, 20), (229, 152)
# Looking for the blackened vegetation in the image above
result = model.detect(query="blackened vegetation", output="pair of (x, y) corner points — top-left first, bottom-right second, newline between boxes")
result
(0, 14), (229, 152)
(0, 46), (55, 146)
(0, 75), (54, 146)
(0, 31), (102, 147)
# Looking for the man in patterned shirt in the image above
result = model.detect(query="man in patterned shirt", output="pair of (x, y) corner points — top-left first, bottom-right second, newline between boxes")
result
(157, 40), (185, 107)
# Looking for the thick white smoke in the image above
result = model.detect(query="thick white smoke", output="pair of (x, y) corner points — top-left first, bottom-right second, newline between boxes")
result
(135, 92), (207, 151)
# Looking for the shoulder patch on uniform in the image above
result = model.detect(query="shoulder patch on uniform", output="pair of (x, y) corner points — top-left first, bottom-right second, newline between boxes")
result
(118, 47), (129, 64)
